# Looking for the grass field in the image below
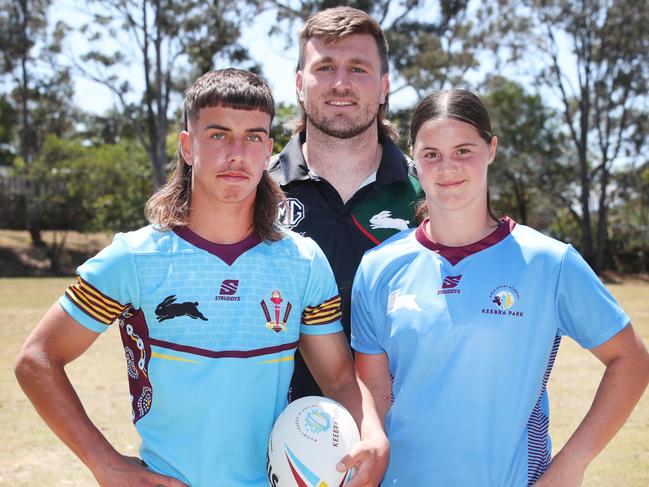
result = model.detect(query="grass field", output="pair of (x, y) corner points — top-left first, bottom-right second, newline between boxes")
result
(1, 277), (647, 486)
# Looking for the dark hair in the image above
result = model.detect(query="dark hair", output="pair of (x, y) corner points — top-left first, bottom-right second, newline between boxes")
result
(410, 89), (498, 223)
(145, 68), (286, 242)
(294, 6), (398, 141)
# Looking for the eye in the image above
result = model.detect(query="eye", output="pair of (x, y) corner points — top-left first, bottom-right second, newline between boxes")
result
(211, 132), (225, 141)
(422, 151), (439, 160)
(247, 133), (263, 142)
(317, 64), (334, 72)
(351, 66), (367, 74)
(456, 147), (472, 156)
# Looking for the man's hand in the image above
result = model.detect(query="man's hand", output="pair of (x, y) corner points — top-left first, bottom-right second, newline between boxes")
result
(335, 433), (390, 487)
(93, 454), (189, 487)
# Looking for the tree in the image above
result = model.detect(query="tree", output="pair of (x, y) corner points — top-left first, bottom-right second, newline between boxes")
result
(75, 0), (253, 190)
(606, 161), (649, 272)
(489, 0), (649, 272)
(0, 95), (17, 165)
(15, 134), (152, 272)
(482, 76), (568, 228)
(0, 0), (76, 245)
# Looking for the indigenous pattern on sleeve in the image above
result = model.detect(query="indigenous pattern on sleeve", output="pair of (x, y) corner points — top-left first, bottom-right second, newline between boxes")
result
(65, 275), (129, 325)
(301, 295), (342, 326)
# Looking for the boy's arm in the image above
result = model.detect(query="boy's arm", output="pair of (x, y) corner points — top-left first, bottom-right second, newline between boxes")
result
(15, 303), (187, 487)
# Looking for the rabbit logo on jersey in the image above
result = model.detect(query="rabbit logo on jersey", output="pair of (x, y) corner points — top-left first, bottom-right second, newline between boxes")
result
(483, 285), (523, 317)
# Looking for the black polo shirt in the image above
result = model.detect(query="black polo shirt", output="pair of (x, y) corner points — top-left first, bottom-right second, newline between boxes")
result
(269, 132), (422, 400)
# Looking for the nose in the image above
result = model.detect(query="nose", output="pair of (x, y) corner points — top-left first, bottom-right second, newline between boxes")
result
(227, 138), (246, 166)
(437, 155), (458, 173)
(332, 69), (352, 91)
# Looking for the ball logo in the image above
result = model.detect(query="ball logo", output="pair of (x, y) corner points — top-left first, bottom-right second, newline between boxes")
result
(304, 409), (331, 434)
(268, 397), (359, 487)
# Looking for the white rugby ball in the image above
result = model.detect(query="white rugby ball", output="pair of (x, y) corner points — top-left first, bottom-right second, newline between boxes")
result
(267, 396), (360, 487)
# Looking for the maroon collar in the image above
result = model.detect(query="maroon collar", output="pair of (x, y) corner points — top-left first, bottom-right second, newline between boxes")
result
(173, 226), (262, 266)
(415, 217), (516, 265)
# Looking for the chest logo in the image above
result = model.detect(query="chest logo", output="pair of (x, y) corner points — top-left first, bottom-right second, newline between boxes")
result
(438, 274), (462, 295)
(278, 198), (305, 229)
(370, 210), (409, 231)
(482, 285), (523, 317)
(155, 295), (208, 322)
(261, 290), (293, 332)
(387, 290), (421, 314)
(216, 279), (241, 302)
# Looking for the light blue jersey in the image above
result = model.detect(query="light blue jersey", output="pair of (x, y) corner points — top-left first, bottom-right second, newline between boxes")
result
(351, 218), (629, 486)
(60, 225), (342, 487)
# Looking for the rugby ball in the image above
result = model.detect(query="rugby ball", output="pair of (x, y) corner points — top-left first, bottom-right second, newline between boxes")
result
(267, 396), (360, 487)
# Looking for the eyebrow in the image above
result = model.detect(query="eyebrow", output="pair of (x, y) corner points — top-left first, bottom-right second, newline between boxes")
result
(314, 56), (373, 69)
(418, 142), (479, 150)
(204, 123), (268, 135)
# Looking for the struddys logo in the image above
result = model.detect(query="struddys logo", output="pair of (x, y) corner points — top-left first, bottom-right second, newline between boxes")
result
(438, 274), (462, 295)
(261, 290), (292, 332)
(482, 285), (524, 317)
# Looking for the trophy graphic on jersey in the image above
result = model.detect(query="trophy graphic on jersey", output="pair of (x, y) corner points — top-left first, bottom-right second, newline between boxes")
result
(261, 290), (292, 332)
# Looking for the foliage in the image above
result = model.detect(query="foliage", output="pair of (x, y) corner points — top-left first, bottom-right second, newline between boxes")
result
(482, 76), (569, 228)
(487, 0), (649, 271)
(271, 102), (299, 153)
(606, 162), (649, 272)
(74, 0), (255, 190)
(13, 135), (151, 271)
(0, 95), (16, 165)
(0, 0), (77, 246)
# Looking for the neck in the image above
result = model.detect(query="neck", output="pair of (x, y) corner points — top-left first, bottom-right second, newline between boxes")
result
(426, 204), (498, 247)
(188, 200), (255, 244)
(303, 122), (382, 203)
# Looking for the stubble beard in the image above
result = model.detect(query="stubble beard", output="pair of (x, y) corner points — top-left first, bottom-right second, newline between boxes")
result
(305, 102), (380, 139)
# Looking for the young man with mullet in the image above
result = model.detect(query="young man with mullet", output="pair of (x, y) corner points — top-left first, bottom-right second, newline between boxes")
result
(15, 68), (388, 487)
(270, 6), (422, 401)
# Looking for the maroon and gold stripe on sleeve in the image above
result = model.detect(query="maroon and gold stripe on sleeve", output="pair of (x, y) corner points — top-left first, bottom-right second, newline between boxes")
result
(300, 295), (342, 326)
(65, 276), (128, 325)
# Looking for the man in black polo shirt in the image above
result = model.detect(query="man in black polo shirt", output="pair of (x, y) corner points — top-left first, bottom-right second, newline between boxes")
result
(269, 6), (422, 401)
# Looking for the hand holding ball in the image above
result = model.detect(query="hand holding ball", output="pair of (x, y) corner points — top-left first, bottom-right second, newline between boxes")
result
(267, 396), (360, 486)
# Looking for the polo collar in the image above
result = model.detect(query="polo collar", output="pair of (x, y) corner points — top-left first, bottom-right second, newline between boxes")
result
(273, 132), (411, 186)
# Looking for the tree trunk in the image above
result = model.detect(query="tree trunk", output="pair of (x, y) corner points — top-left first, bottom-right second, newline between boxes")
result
(594, 165), (612, 274)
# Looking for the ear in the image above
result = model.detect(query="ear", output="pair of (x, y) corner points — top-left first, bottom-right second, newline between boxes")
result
(380, 73), (390, 105)
(296, 70), (305, 104)
(180, 130), (193, 166)
(487, 136), (498, 165)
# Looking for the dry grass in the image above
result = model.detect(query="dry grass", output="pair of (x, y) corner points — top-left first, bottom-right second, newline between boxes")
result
(0, 278), (138, 486)
(0, 278), (647, 486)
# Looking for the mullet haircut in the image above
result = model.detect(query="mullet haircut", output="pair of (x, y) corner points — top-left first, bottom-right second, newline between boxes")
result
(146, 68), (286, 242)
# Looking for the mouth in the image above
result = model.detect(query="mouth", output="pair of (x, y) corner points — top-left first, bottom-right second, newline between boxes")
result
(218, 171), (249, 182)
(325, 99), (356, 108)
(437, 180), (465, 188)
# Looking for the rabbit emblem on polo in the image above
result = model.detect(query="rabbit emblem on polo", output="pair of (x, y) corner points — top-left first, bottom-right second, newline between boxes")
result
(155, 295), (208, 322)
